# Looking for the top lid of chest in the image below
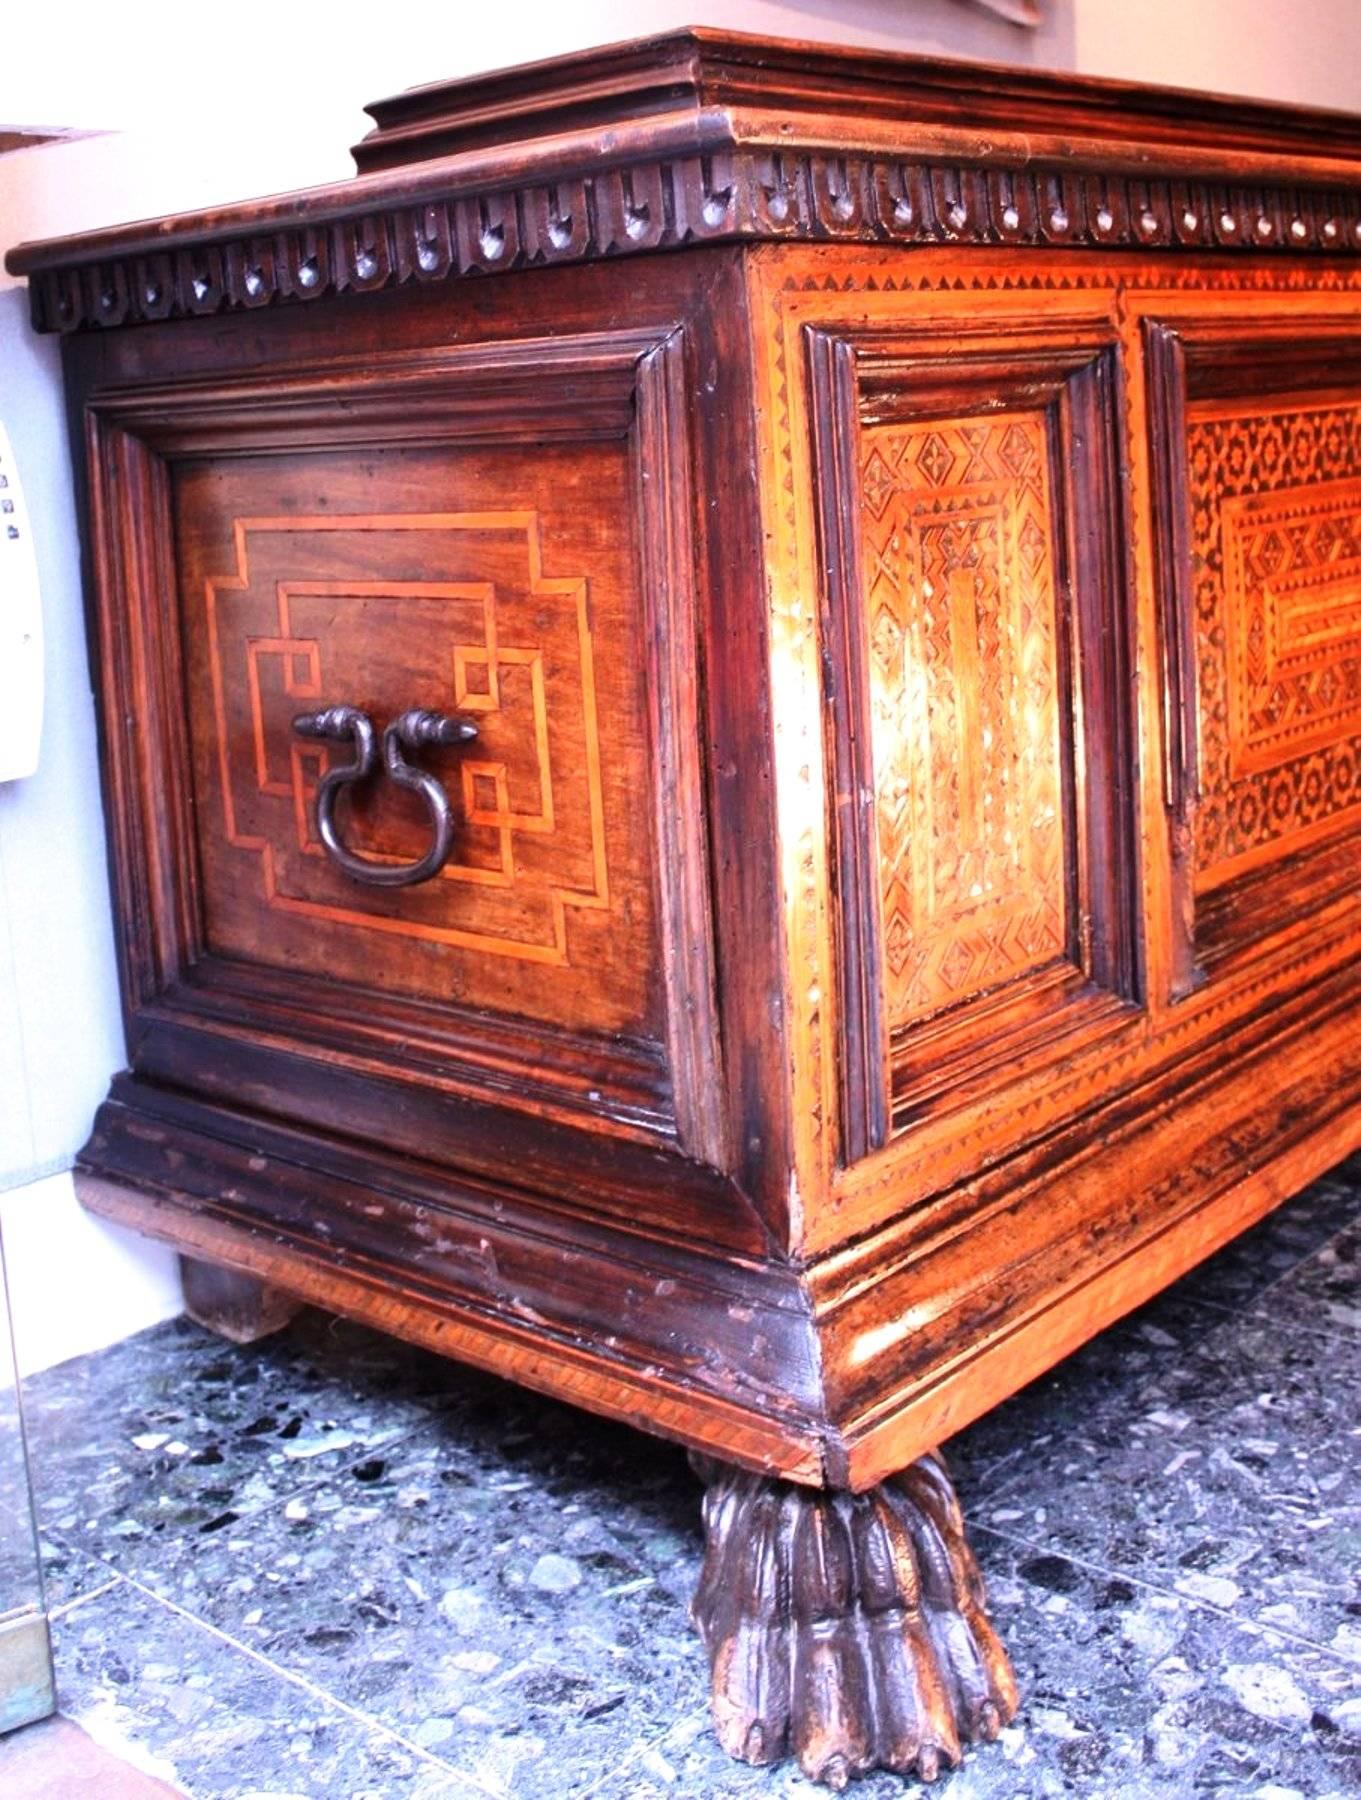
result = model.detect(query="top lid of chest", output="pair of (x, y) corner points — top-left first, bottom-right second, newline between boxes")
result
(8, 26), (1361, 334)
(350, 26), (1361, 177)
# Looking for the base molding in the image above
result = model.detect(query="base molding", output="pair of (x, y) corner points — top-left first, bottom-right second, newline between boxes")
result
(74, 973), (1360, 1492)
(73, 1090), (827, 1484)
(815, 980), (1361, 1488)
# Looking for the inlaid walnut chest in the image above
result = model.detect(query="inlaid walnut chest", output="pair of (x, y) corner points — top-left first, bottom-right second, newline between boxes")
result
(9, 29), (1361, 1785)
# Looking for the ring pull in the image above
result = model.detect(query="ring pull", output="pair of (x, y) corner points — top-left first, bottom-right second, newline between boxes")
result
(292, 704), (477, 888)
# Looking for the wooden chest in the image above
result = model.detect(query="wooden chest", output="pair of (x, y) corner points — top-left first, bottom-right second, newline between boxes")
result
(10, 30), (1361, 1784)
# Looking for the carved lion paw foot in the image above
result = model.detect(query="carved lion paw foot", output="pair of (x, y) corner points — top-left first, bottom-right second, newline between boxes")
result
(691, 1452), (1019, 1787)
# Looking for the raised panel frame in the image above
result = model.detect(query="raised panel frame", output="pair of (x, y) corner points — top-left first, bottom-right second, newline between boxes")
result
(808, 322), (1143, 1162)
(1145, 317), (1361, 992)
(82, 328), (731, 1182)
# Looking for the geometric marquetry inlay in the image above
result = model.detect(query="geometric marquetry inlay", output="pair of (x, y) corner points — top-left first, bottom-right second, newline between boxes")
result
(860, 410), (1070, 1031)
(1188, 400), (1361, 883)
(150, 400), (690, 1069)
(204, 510), (608, 966)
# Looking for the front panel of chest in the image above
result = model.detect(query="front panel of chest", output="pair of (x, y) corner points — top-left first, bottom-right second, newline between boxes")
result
(751, 249), (1361, 1245)
(176, 444), (650, 1035)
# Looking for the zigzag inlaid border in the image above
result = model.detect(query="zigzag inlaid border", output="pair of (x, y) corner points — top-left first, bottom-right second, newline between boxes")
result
(28, 151), (1361, 333)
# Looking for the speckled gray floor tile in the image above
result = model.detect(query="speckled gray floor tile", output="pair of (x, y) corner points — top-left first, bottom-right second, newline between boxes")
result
(1256, 1217), (1361, 1342)
(98, 1414), (707, 1797)
(22, 1312), (440, 1562)
(586, 1527), (1361, 1798)
(0, 1416), (44, 1619)
(979, 1304), (1361, 1657)
(50, 1576), (487, 1799)
(14, 1154), (1361, 1797)
(961, 1528), (1360, 1797)
(37, 1528), (121, 1615)
(944, 1285), (1233, 1505)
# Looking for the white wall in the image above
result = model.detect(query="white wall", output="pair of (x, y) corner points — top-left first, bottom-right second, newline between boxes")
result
(0, 0), (1357, 1375)
(1072, 0), (1361, 111)
(0, 287), (181, 1375)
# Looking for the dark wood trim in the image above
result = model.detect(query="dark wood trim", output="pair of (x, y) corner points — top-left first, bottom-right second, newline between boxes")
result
(1143, 319), (1203, 1001)
(83, 332), (653, 452)
(1193, 835), (1361, 978)
(806, 327), (889, 1162)
(686, 253), (795, 1232)
(123, 1019), (756, 1255)
(351, 28), (1361, 178)
(18, 167), (1361, 337)
(86, 414), (203, 1019)
(148, 962), (674, 1136)
(634, 331), (730, 1168)
(77, 1077), (827, 1481)
(1059, 346), (1145, 1004)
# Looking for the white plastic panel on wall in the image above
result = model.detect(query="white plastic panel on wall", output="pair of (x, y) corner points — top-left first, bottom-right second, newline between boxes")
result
(0, 1173), (180, 1379)
(0, 290), (179, 1373)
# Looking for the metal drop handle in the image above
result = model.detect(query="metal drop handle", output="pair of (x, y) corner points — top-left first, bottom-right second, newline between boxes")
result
(292, 704), (477, 888)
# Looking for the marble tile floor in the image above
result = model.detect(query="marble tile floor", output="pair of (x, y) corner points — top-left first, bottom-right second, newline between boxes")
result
(8, 1153), (1361, 1799)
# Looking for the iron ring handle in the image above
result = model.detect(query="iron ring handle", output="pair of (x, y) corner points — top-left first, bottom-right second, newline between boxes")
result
(292, 704), (478, 889)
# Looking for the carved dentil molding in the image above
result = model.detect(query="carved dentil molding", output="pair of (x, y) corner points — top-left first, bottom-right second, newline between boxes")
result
(28, 149), (1361, 334)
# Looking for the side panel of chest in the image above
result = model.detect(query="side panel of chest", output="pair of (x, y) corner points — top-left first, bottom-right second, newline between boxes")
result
(70, 254), (783, 1253)
(749, 246), (1361, 1478)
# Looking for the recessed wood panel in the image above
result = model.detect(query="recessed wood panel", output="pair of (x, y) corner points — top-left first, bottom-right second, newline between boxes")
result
(862, 409), (1070, 1031)
(810, 326), (1141, 1161)
(176, 447), (656, 1037)
(1189, 399), (1361, 884)
(1147, 321), (1361, 984)
(83, 328), (730, 1170)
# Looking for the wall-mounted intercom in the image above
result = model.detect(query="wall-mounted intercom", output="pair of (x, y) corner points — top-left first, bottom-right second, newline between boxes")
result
(0, 422), (43, 782)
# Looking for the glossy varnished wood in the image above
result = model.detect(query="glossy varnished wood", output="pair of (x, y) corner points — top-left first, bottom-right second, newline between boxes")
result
(13, 27), (1361, 339)
(11, 30), (1361, 1784)
(748, 241), (1361, 1486)
(807, 312), (1141, 1158)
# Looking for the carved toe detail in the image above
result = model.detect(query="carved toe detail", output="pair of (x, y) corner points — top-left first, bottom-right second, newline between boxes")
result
(691, 1452), (1018, 1786)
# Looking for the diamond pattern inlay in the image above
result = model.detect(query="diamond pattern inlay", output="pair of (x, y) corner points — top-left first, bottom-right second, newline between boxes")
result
(860, 410), (1070, 1031)
(1188, 398), (1361, 883)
